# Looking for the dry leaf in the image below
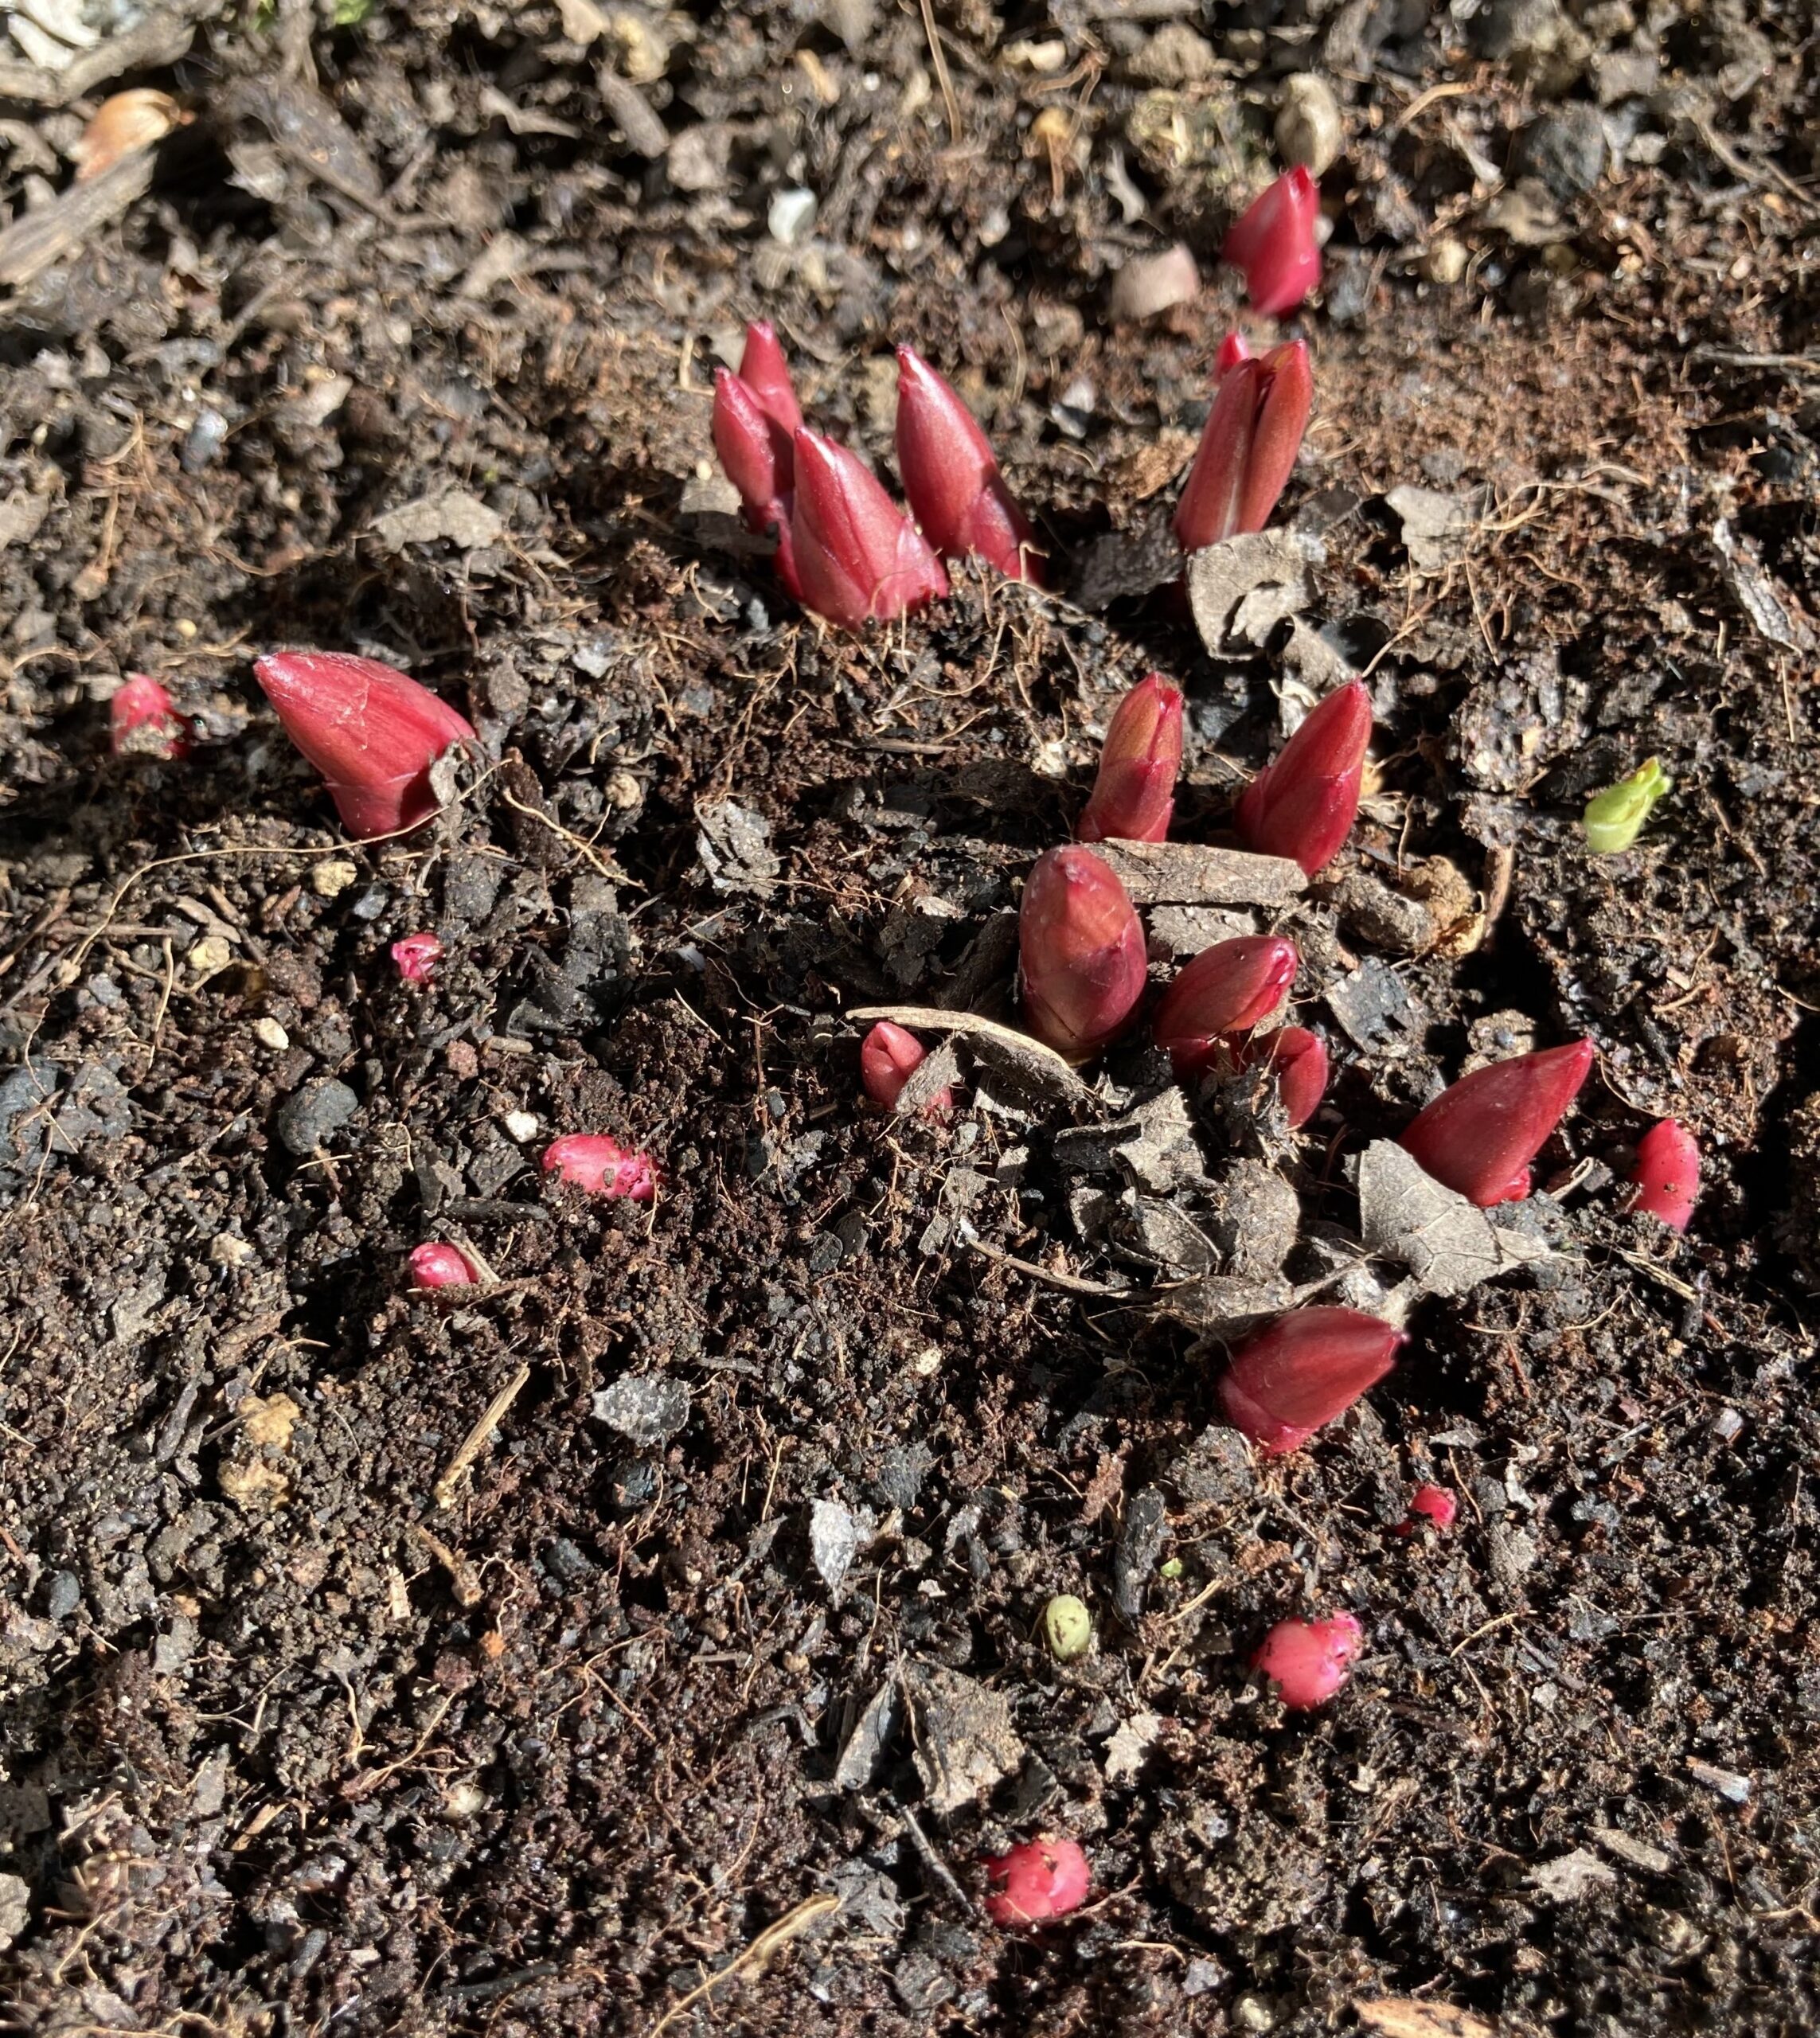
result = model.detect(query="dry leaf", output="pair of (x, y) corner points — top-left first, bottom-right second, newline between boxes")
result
(1357, 1140), (1552, 1298)
(71, 88), (186, 182)
(240, 1392), (301, 1451)
(1355, 2001), (1498, 2038)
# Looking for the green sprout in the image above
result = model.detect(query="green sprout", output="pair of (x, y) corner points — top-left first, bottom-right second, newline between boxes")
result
(1042, 1594), (1092, 1661)
(1583, 757), (1671, 855)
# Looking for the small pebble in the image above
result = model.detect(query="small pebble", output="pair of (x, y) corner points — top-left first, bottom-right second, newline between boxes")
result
(253, 1017), (289, 1051)
(311, 860), (360, 900)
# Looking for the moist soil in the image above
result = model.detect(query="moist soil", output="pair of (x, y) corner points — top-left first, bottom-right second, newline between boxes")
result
(0, 0), (1817, 2032)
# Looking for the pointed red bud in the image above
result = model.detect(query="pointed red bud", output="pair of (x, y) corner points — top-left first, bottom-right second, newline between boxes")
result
(861, 1021), (953, 1115)
(1219, 1305), (1404, 1454)
(713, 366), (794, 521)
(1214, 330), (1253, 377)
(1239, 1025), (1328, 1128)
(254, 651), (475, 841)
(1174, 338), (1312, 552)
(542, 1134), (657, 1202)
(893, 346), (1043, 583)
(789, 429), (950, 629)
(982, 1836), (1090, 1927)
(737, 320), (803, 437)
(1400, 1040), (1596, 1208)
(1398, 1482), (1457, 1533)
(391, 932), (443, 982)
(1254, 1612), (1362, 1710)
(1152, 935), (1298, 1076)
(1233, 678), (1371, 876)
(1630, 1117), (1698, 1232)
(110, 672), (190, 759)
(409, 1242), (477, 1289)
(1077, 673), (1184, 845)
(1017, 846), (1148, 1063)
(1223, 166), (1322, 318)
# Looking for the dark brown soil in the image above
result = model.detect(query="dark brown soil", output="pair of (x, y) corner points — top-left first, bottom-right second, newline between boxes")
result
(0, 1), (1817, 2033)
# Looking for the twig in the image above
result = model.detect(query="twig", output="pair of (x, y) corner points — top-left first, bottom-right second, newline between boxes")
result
(916, 0), (963, 146)
(432, 1362), (531, 1510)
(646, 1893), (841, 2036)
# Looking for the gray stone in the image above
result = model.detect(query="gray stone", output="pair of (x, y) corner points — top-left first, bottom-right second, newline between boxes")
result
(275, 1078), (359, 1156)
(592, 1375), (690, 1448)
(1515, 105), (1607, 198)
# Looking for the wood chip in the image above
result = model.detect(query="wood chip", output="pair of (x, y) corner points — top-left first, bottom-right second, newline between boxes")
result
(1090, 838), (1305, 908)
(0, 150), (154, 287)
(1354, 2002), (1498, 2038)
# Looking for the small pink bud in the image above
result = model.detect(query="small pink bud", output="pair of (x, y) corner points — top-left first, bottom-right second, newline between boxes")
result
(893, 346), (1043, 583)
(1400, 1040), (1596, 1208)
(1076, 673), (1184, 845)
(1630, 1117), (1698, 1232)
(737, 320), (804, 437)
(541, 1134), (657, 1202)
(391, 932), (443, 982)
(1223, 166), (1322, 318)
(1254, 1612), (1363, 1710)
(1173, 338), (1313, 552)
(982, 1835), (1091, 1927)
(1233, 679), (1372, 876)
(789, 429), (951, 629)
(110, 672), (189, 759)
(712, 365), (794, 521)
(1219, 1305), (1405, 1454)
(1152, 935), (1299, 1077)
(1399, 1482), (1457, 1532)
(1238, 1025), (1328, 1129)
(1017, 846), (1148, 1063)
(254, 650), (475, 841)
(408, 1243), (477, 1289)
(1214, 330), (1252, 377)
(860, 1021), (952, 1115)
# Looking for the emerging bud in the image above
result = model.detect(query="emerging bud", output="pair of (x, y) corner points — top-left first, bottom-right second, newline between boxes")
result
(789, 429), (951, 629)
(1223, 166), (1322, 318)
(713, 365), (793, 521)
(1214, 330), (1252, 377)
(1218, 1305), (1405, 1454)
(255, 650), (475, 841)
(1400, 1040), (1595, 1208)
(1232, 678), (1372, 876)
(736, 320), (803, 437)
(392, 932), (443, 982)
(1584, 757), (1671, 854)
(861, 1021), (953, 1115)
(1630, 1117), (1698, 1232)
(982, 1836), (1091, 1927)
(542, 1134), (657, 1202)
(409, 1242), (478, 1289)
(110, 672), (189, 759)
(1042, 1594), (1093, 1661)
(1017, 845), (1147, 1063)
(1254, 1612), (1362, 1710)
(1238, 1025), (1328, 1129)
(1152, 935), (1299, 1077)
(1172, 337), (1313, 552)
(893, 346), (1043, 583)
(1399, 1482), (1457, 1532)
(1076, 673), (1184, 845)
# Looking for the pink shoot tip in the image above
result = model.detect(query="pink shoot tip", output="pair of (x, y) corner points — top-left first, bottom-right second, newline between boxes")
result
(409, 1243), (477, 1289)
(1017, 845), (1148, 1063)
(1223, 166), (1322, 318)
(1254, 1611), (1363, 1709)
(893, 345), (1043, 583)
(1400, 1040), (1595, 1208)
(789, 429), (950, 628)
(1219, 1305), (1404, 1454)
(542, 1134), (657, 1202)
(1233, 679), (1372, 877)
(1173, 337), (1313, 552)
(860, 1021), (952, 1115)
(1152, 935), (1299, 1077)
(391, 932), (443, 982)
(110, 672), (190, 759)
(982, 1835), (1091, 1927)
(1630, 1117), (1698, 1232)
(1076, 673), (1184, 845)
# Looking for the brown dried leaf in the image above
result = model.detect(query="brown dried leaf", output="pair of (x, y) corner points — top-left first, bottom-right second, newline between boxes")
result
(71, 88), (186, 180)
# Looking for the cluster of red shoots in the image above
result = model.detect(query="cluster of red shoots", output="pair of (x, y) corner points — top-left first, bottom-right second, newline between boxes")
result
(709, 174), (1323, 630)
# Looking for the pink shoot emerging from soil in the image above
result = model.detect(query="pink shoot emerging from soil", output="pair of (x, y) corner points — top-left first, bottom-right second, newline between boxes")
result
(1076, 673), (1184, 845)
(110, 673), (189, 759)
(1223, 166), (1322, 317)
(1254, 1612), (1363, 1709)
(861, 1021), (952, 1115)
(712, 365), (793, 521)
(254, 650), (475, 841)
(541, 1134), (657, 1202)
(1233, 678), (1372, 876)
(1399, 1482), (1458, 1532)
(408, 1243), (476, 1289)
(982, 1836), (1091, 1927)
(1017, 845), (1148, 1063)
(1219, 1305), (1405, 1454)
(736, 320), (803, 436)
(1152, 935), (1299, 1076)
(894, 346), (1043, 582)
(1173, 337), (1314, 552)
(1630, 1118), (1699, 1232)
(789, 429), (950, 628)
(1400, 1040), (1596, 1208)
(1238, 1025), (1328, 1128)
(391, 933), (443, 982)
